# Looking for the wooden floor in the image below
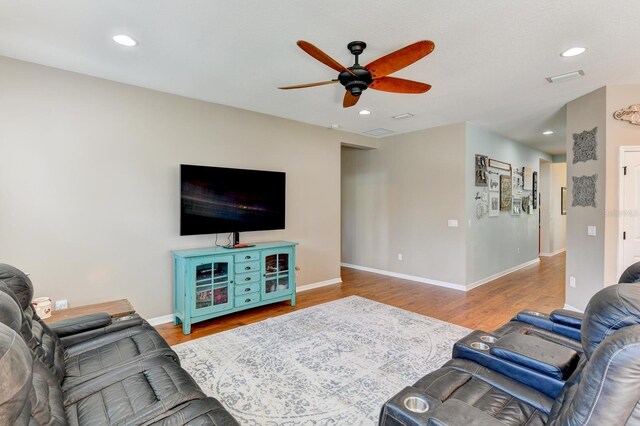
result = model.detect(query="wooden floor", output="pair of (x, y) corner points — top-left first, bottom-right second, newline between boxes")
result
(157, 253), (565, 346)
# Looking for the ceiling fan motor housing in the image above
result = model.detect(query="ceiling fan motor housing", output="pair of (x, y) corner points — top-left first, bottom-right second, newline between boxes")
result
(339, 67), (372, 97)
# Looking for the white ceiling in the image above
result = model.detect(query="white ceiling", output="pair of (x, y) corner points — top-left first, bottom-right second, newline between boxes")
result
(2, 1), (640, 155)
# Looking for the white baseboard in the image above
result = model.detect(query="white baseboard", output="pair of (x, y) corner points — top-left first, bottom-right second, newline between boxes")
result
(539, 248), (566, 257)
(147, 314), (175, 326)
(340, 263), (467, 291)
(147, 277), (343, 326)
(563, 303), (584, 313)
(296, 278), (342, 292)
(342, 258), (541, 293)
(466, 258), (541, 291)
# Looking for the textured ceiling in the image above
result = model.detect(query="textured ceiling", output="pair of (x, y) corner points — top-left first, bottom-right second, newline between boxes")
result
(1, 1), (640, 155)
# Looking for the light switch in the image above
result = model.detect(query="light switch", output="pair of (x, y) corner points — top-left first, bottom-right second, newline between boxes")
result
(587, 226), (597, 236)
(448, 220), (459, 228)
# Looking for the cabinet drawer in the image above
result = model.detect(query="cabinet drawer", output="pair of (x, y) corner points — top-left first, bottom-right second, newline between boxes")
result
(234, 252), (259, 263)
(235, 261), (260, 274)
(234, 283), (259, 296)
(234, 272), (260, 285)
(235, 294), (259, 307)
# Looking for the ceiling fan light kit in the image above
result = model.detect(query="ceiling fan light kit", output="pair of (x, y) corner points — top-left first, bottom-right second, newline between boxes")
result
(279, 39), (435, 108)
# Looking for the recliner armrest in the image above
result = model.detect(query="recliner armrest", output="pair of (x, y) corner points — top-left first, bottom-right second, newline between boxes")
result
(514, 310), (581, 341)
(550, 309), (583, 329)
(49, 313), (112, 337)
(490, 333), (579, 380)
(53, 314), (145, 347)
(427, 400), (505, 426)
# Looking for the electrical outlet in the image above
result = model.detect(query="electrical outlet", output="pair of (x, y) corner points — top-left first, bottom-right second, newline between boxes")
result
(517, 248), (520, 254)
(569, 277), (576, 288)
(587, 226), (597, 236)
(397, 253), (403, 261)
(55, 299), (68, 310)
(447, 219), (459, 228)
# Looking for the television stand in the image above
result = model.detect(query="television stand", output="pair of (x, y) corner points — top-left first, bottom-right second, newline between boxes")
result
(172, 241), (298, 334)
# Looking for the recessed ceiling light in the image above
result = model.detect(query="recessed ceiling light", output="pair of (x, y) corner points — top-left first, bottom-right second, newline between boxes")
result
(546, 70), (585, 83)
(359, 110), (371, 115)
(542, 130), (554, 135)
(392, 113), (414, 119)
(561, 47), (586, 57)
(112, 34), (137, 47)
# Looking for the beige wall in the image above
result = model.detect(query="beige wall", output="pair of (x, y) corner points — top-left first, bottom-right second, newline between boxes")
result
(0, 56), (372, 318)
(565, 85), (640, 310)
(464, 124), (550, 285)
(341, 123), (467, 285)
(549, 162), (567, 254)
(566, 87), (607, 310)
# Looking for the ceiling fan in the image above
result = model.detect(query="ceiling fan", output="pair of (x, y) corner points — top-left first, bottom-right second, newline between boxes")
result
(279, 40), (435, 108)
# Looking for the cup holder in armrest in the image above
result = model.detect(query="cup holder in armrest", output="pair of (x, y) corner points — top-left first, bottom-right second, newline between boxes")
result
(480, 335), (497, 343)
(470, 342), (490, 351)
(380, 386), (441, 425)
(404, 396), (430, 413)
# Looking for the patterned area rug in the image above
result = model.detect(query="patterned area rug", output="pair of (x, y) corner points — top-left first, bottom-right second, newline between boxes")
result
(173, 296), (470, 425)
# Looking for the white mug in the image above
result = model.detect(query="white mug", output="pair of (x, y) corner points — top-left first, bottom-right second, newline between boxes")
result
(32, 297), (52, 319)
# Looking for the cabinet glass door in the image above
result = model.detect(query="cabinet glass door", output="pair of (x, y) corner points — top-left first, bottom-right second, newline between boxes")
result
(262, 249), (293, 300)
(192, 256), (233, 314)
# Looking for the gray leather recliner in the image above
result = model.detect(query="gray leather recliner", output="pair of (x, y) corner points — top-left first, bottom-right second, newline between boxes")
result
(0, 263), (239, 425)
(379, 283), (640, 425)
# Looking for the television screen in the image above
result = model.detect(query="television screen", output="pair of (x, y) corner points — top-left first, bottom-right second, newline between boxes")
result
(180, 165), (286, 236)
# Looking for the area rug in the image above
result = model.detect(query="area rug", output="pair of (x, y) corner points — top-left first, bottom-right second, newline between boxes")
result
(172, 296), (470, 425)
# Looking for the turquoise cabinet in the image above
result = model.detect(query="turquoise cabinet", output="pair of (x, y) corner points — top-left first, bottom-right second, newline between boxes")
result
(262, 248), (294, 300)
(173, 241), (297, 334)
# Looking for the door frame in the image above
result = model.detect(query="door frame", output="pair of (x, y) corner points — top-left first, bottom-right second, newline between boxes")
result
(617, 146), (640, 278)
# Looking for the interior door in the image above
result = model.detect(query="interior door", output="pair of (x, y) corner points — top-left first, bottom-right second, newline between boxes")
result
(622, 151), (640, 270)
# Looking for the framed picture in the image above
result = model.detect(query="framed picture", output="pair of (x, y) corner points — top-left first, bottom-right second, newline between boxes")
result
(488, 174), (500, 192)
(561, 187), (567, 215)
(523, 166), (533, 190)
(489, 158), (511, 172)
(512, 197), (522, 215)
(500, 175), (512, 211)
(489, 192), (500, 217)
(522, 195), (531, 214)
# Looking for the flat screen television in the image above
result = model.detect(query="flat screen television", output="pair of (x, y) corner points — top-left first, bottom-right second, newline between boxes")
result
(180, 165), (286, 241)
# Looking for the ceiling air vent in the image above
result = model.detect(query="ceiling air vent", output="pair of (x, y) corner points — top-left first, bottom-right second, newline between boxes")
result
(546, 70), (585, 83)
(363, 128), (395, 136)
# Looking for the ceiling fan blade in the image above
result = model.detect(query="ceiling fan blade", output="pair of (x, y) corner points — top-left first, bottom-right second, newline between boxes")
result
(369, 77), (432, 93)
(278, 80), (338, 90)
(365, 40), (435, 79)
(343, 91), (360, 108)
(297, 40), (352, 74)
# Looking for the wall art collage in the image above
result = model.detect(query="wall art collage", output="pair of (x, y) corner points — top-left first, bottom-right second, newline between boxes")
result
(475, 154), (536, 219)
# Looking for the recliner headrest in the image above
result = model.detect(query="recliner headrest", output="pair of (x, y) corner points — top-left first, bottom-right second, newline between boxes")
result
(619, 261), (640, 283)
(0, 264), (34, 310)
(0, 322), (32, 426)
(0, 288), (23, 335)
(582, 284), (640, 359)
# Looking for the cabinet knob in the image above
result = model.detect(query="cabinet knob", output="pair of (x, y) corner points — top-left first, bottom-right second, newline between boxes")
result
(245, 287), (251, 292)
(245, 298), (251, 303)
(245, 255), (251, 259)
(245, 266), (251, 270)
(245, 277), (251, 281)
